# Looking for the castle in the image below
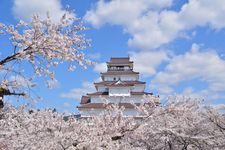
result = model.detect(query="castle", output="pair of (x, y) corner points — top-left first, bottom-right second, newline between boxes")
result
(77, 57), (159, 117)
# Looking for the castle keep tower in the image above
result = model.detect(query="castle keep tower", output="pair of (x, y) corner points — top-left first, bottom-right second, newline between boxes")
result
(77, 57), (159, 117)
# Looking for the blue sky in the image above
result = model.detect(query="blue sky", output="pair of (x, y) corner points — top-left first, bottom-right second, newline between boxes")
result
(1, 0), (225, 113)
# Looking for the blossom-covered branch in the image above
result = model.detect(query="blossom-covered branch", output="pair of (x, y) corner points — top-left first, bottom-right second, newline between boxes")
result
(0, 13), (93, 100)
(0, 97), (224, 149)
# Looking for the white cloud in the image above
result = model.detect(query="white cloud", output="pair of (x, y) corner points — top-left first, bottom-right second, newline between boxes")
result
(87, 52), (101, 60)
(84, 0), (172, 28)
(130, 50), (170, 77)
(12, 0), (74, 23)
(62, 102), (71, 108)
(94, 62), (107, 73)
(85, 0), (225, 50)
(151, 44), (225, 100)
(60, 81), (96, 100)
(179, 0), (225, 29)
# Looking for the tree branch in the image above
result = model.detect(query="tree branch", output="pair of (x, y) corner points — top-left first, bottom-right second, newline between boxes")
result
(0, 46), (31, 66)
(0, 52), (20, 66)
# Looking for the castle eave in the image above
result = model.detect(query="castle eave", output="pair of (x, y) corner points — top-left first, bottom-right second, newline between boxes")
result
(107, 57), (133, 64)
(86, 91), (153, 96)
(87, 92), (109, 96)
(131, 92), (153, 95)
(106, 84), (134, 87)
(94, 81), (145, 86)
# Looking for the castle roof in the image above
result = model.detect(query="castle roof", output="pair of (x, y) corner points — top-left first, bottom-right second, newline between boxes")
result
(107, 57), (133, 64)
(80, 96), (90, 104)
(94, 80), (145, 86)
(87, 91), (153, 96)
(107, 80), (134, 87)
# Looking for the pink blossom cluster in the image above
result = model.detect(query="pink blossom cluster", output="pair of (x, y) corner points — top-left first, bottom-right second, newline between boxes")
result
(0, 14), (92, 97)
(0, 97), (225, 149)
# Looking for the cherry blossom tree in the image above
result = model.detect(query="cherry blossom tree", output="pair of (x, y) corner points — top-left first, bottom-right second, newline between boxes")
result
(0, 13), (92, 105)
(0, 97), (224, 149)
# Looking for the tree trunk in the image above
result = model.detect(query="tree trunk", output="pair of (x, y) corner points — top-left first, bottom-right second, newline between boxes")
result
(0, 98), (3, 109)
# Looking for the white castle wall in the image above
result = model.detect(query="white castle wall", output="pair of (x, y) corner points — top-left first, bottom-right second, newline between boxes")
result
(104, 75), (138, 81)
(131, 84), (145, 92)
(109, 87), (130, 96)
(90, 95), (149, 103)
(97, 85), (107, 92)
(80, 108), (140, 117)
(96, 84), (145, 92)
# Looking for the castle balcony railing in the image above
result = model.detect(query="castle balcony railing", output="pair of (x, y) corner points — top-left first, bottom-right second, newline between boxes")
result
(108, 68), (132, 71)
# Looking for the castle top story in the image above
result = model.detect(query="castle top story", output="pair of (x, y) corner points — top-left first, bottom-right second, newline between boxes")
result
(101, 57), (139, 81)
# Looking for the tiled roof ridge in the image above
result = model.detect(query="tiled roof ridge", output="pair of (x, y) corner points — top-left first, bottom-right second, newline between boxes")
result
(106, 59), (133, 64)
(107, 81), (134, 87)
(107, 57), (132, 63)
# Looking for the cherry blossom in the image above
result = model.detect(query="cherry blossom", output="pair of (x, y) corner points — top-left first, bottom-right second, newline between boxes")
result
(0, 97), (224, 149)
(0, 13), (92, 101)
